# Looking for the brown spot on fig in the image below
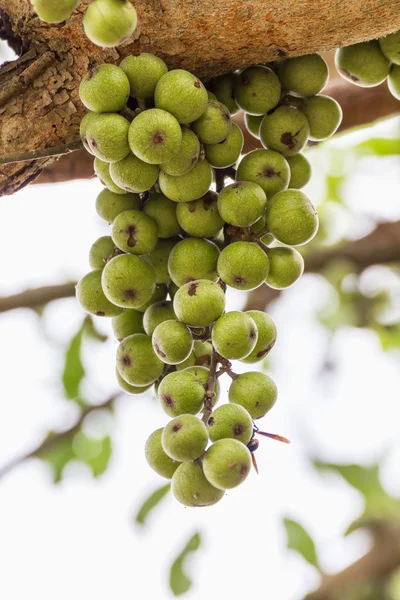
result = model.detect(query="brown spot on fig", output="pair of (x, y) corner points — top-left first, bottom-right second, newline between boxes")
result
(263, 167), (279, 178)
(249, 328), (257, 340)
(194, 79), (201, 88)
(172, 423), (182, 432)
(208, 417), (215, 426)
(153, 132), (165, 144)
(162, 394), (174, 407)
(188, 282), (198, 296)
(228, 460), (238, 469)
(189, 203), (197, 213)
(122, 355), (131, 366)
(125, 289), (136, 298)
(257, 340), (276, 358)
(233, 424), (244, 435)
(155, 343), (166, 358)
(234, 276), (246, 285)
(240, 464), (248, 477)
(281, 131), (296, 149)
(127, 225), (137, 247)
(96, 311), (105, 316)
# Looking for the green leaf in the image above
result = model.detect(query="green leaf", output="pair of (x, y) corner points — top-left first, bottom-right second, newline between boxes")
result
(62, 321), (85, 402)
(35, 433), (75, 484)
(72, 432), (113, 477)
(354, 137), (400, 157)
(84, 316), (108, 343)
(135, 484), (170, 526)
(169, 532), (202, 596)
(283, 518), (320, 570)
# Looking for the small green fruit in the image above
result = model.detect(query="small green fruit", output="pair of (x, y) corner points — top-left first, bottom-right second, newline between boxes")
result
(278, 54), (328, 97)
(211, 73), (239, 115)
(160, 128), (200, 176)
(234, 66), (281, 115)
(79, 64), (130, 113)
(135, 284), (168, 312)
(173, 280), (225, 327)
(111, 210), (158, 255)
(145, 237), (180, 284)
(80, 113), (97, 153)
(159, 159), (212, 203)
(152, 320), (194, 365)
(176, 340), (213, 370)
(145, 428), (181, 478)
(168, 238), (220, 287)
(112, 309), (144, 341)
(204, 123), (243, 169)
(110, 153), (159, 193)
(162, 415), (209, 461)
(299, 95), (342, 141)
(32, 0), (79, 23)
(379, 31), (400, 65)
(212, 311), (258, 360)
(236, 149), (290, 199)
(286, 154), (311, 189)
(86, 113), (130, 162)
(154, 70), (208, 124)
(171, 460), (224, 506)
(101, 254), (156, 308)
(116, 368), (151, 395)
(128, 108), (182, 165)
(94, 158), (126, 195)
(76, 269), (122, 317)
(229, 371), (278, 419)
(157, 370), (203, 415)
(176, 191), (224, 238)
(265, 189), (318, 246)
(143, 191), (180, 238)
(217, 242), (269, 291)
(89, 235), (117, 269)
(192, 101), (232, 144)
(117, 333), (164, 386)
(260, 106), (309, 157)
(242, 311), (277, 363)
(83, 0), (137, 48)
(388, 65), (400, 100)
(217, 181), (266, 227)
(335, 41), (390, 87)
(143, 300), (176, 336)
(208, 403), (253, 444)
(244, 113), (263, 139)
(185, 366), (220, 404)
(203, 439), (251, 489)
(120, 53), (168, 99)
(95, 187), (141, 223)
(266, 246), (304, 289)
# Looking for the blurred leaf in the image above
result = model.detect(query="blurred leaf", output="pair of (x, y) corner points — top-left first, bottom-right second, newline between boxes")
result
(169, 532), (202, 596)
(283, 518), (320, 570)
(62, 321), (85, 403)
(373, 323), (400, 351)
(325, 174), (344, 204)
(84, 316), (108, 343)
(354, 137), (400, 157)
(35, 433), (75, 484)
(135, 484), (170, 526)
(72, 433), (112, 477)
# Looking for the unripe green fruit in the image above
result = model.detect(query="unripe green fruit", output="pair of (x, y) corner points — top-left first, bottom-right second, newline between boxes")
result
(143, 191), (180, 238)
(145, 237), (180, 284)
(208, 403), (253, 444)
(111, 210), (158, 255)
(299, 95), (342, 141)
(162, 415), (209, 461)
(234, 66), (281, 115)
(185, 366), (220, 404)
(89, 235), (117, 269)
(217, 181), (266, 227)
(212, 311), (258, 360)
(160, 128), (200, 176)
(176, 340), (213, 370)
(388, 65), (400, 100)
(176, 191), (224, 238)
(173, 280), (225, 327)
(286, 154), (311, 189)
(192, 101), (232, 144)
(79, 64), (129, 113)
(128, 109), (182, 165)
(117, 333), (164, 386)
(244, 113), (263, 139)
(116, 368), (151, 395)
(83, 0), (137, 48)
(236, 149), (290, 199)
(242, 310), (277, 363)
(95, 188), (141, 223)
(32, 0), (80, 23)
(260, 106), (309, 157)
(101, 254), (156, 308)
(94, 159), (126, 194)
(207, 91), (217, 101)
(120, 53), (168, 100)
(112, 308), (144, 341)
(157, 370), (203, 415)
(211, 73), (239, 115)
(379, 31), (400, 65)
(145, 428), (181, 478)
(159, 159), (212, 203)
(203, 439), (251, 489)
(171, 460), (224, 506)
(204, 123), (244, 169)
(86, 113), (130, 162)
(266, 246), (304, 290)
(335, 41), (390, 87)
(169, 281), (180, 300)
(76, 269), (122, 317)
(217, 242), (269, 291)
(229, 371), (277, 419)
(110, 153), (159, 193)
(168, 238), (220, 287)
(135, 284), (168, 312)
(265, 189), (318, 246)
(143, 300), (176, 336)
(154, 70), (208, 124)
(277, 54), (328, 97)
(153, 320), (194, 365)
(80, 113), (97, 153)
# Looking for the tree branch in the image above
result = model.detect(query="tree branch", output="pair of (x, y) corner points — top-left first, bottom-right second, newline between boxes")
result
(0, 282), (76, 313)
(2, 0), (400, 195)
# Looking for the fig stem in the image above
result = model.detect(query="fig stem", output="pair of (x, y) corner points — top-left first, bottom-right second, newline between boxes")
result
(202, 350), (219, 424)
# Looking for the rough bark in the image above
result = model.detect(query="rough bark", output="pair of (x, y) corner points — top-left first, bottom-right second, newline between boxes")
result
(1, 0), (400, 196)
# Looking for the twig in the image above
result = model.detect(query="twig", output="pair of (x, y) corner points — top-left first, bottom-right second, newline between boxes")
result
(202, 351), (219, 424)
(0, 140), (83, 165)
(0, 393), (120, 480)
(0, 282), (76, 313)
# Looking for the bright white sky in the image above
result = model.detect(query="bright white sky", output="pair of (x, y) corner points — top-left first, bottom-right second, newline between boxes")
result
(0, 43), (400, 600)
